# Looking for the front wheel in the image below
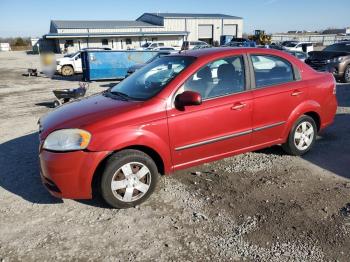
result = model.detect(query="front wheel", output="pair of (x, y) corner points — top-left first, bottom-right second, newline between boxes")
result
(282, 115), (317, 156)
(344, 65), (350, 83)
(61, 65), (74, 76)
(100, 150), (159, 209)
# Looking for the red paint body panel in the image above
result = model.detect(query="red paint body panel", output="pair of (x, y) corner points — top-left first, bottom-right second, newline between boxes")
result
(38, 47), (337, 199)
(39, 150), (110, 199)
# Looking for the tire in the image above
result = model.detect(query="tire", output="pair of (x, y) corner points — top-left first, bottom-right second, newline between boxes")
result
(100, 149), (159, 209)
(344, 65), (350, 83)
(282, 115), (317, 156)
(61, 65), (74, 76)
(53, 99), (61, 108)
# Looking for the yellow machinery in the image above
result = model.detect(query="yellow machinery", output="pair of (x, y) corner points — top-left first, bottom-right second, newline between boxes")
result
(249, 30), (272, 45)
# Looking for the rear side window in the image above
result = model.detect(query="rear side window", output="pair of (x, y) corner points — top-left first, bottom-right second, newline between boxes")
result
(251, 55), (294, 88)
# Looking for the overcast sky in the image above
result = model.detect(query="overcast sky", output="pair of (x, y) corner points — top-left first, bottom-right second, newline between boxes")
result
(0, 0), (349, 37)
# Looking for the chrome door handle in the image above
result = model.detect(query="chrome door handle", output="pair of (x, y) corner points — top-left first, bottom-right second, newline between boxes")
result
(291, 90), (303, 96)
(231, 103), (246, 110)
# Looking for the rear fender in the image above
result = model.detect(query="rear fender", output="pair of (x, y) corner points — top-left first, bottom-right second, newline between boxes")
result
(282, 100), (322, 139)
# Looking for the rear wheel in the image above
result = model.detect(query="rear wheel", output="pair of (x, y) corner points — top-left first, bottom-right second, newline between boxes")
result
(344, 65), (350, 83)
(100, 150), (159, 209)
(61, 65), (74, 76)
(282, 115), (317, 156)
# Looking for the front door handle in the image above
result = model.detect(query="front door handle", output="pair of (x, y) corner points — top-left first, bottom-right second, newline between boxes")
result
(231, 102), (246, 110)
(291, 90), (303, 96)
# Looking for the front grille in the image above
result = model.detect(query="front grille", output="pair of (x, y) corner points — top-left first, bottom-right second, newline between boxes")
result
(309, 59), (328, 65)
(307, 60), (330, 72)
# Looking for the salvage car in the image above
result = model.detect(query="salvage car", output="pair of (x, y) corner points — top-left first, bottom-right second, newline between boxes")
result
(305, 41), (350, 83)
(39, 48), (337, 208)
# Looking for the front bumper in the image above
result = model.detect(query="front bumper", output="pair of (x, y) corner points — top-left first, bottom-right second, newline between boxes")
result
(56, 64), (62, 73)
(39, 149), (110, 199)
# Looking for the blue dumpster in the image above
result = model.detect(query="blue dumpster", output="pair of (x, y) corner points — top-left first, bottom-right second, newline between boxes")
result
(81, 50), (158, 81)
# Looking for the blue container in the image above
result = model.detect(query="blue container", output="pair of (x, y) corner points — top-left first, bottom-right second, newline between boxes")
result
(82, 50), (158, 81)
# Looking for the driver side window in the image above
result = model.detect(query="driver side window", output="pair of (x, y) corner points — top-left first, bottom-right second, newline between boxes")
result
(181, 56), (245, 100)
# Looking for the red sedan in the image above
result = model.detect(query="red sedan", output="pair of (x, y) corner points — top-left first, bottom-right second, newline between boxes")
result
(39, 48), (337, 208)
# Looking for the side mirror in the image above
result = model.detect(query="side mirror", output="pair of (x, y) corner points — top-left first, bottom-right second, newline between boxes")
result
(175, 91), (202, 109)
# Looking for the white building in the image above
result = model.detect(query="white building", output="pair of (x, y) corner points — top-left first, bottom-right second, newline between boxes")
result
(44, 13), (243, 53)
(0, 43), (11, 51)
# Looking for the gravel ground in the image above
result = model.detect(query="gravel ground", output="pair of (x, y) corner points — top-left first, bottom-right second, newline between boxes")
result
(0, 51), (350, 261)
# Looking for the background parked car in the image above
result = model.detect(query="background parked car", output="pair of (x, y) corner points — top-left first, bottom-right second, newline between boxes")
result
(140, 42), (165, 50)
(306, 41), (350, 82)
(284, 41), (314, 53)
(152, 47), (177, 51)
(181, 41), (210, 50)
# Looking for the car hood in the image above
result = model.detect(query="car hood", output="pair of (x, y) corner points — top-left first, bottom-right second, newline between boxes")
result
(57, 57), (72, 63)
(39, 93), (142, 140)
(308, 51), (350, 60)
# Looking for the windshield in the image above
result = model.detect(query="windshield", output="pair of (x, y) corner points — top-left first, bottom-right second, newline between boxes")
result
(141, 43), (151, 48)
(110, 56), (196, 101)
(324, 43), (350, 52)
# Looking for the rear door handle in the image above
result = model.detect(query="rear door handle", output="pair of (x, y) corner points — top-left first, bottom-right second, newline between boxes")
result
(291, 90), (303, 96)
(231, 102), (246, 110)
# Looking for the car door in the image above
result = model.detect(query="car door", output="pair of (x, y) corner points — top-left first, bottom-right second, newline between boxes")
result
(167, 55), (253, 170)
(74, 53), (82, 72)
(249, 54), (307, 146)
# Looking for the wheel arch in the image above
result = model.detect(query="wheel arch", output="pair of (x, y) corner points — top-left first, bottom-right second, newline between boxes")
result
(304, 111), (321, 131)
(283, 100), (322, 139)
(90, 144), (167, 197)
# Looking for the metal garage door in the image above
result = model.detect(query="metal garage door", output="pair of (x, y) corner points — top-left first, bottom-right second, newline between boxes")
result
(223, 24), (237, 36)
(198, 25), (213, 39)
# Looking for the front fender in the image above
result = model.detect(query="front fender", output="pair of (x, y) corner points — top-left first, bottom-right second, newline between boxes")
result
(87, 121), (173, 173)
(282, 100), (322, 139)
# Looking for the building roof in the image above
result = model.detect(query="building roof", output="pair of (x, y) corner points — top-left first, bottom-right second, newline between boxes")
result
(44, 31), (188, 39)
(144, 13), (242, 19)
(51, 20), (157, 29)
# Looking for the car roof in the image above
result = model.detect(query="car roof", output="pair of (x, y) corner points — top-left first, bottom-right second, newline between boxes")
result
(176, 47), (290, 58)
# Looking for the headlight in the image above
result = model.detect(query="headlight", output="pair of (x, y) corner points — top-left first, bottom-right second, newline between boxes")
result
(332, 56), (345, 63)
(43, 129), (91, 151)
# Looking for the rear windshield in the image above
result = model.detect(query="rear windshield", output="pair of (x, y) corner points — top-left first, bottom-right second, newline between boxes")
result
(324, 43), (350, 52)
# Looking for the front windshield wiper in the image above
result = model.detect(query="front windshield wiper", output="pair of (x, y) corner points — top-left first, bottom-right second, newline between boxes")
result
(108, 90), (132, 101)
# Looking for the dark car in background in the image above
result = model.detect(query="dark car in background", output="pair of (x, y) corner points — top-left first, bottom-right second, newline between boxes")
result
(306, 41), (350, 82)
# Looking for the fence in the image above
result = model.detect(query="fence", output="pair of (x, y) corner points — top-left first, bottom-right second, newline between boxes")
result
(271, 34), (350, 46)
